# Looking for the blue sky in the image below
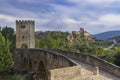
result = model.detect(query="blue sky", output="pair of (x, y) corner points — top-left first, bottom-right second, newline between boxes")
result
(1, 0), (120, 34)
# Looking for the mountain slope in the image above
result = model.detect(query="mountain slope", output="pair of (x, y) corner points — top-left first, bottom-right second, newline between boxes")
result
(108, 36), (120, 43)
(93, 31), (120, 40)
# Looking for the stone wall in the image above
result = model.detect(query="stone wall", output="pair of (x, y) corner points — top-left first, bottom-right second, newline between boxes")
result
(50, 66), (81, 80)
(14, 49), (78, 79)
(54, 50), (120, 77)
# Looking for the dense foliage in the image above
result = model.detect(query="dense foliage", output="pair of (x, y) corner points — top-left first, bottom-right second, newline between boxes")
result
(1, 27), (16, 53)
(35, 32), (76, 51)
(114, 52), (120, 66)
(0, 26), (15, 74)
(0, 75), (26, 80)
(0, 32), (12, 73)
(35, 31), (120, 66)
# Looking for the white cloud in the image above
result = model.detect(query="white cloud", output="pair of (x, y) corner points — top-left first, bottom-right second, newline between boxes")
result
(0, 13), (50, 25)
(0, 14), (34, 22)
(67, 0), (120, 8)
(1, 7), (37, 18)
(37, 19), (50, 24)
(60, 18), (81, 31)
(99, 14), (120, 26)
(68, 0), (118, 4)
(86, 0), (115, 4)
(67, 0), (82, 3)
(0, 14), (16, 22)
(86, 21), (101, 26)
(17, 0), (52, 3)
(63, 18), (80, 25)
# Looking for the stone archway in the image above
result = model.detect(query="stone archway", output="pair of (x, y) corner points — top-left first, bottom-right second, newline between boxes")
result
(21, 44), (28, 48)
(36, 61), (48, 80)
(28, 58), (32, 72)
(22, 57), (28, 74)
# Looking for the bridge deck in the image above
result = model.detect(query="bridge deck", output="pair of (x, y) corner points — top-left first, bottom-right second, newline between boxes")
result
(74, 59), (120, 80)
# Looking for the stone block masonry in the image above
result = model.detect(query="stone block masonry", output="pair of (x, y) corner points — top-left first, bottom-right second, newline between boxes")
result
(50, 66), (81, 80)
(14, 49), (78, 80)
(54, 50), (120, 78)
(16, 20), (35, 48)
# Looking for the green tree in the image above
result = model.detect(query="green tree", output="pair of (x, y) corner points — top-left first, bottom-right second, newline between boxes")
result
(1, 27), (16, 53)
(114, 52), (120, 66)
(90, 47), (105, 56)
(45, 35), (56, 49)
(0, 26), (1, 32)
(1, 26), (15, 41)
(103, 51), (116, 63)
(112, 47), (120, 53)
(35, 38), (40, 48)
(0, 32), (12, 73)
(78, 43), (90, 53)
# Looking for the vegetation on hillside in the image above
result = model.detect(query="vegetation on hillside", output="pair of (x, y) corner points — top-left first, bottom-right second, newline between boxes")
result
(35, 31), (120, 66)
(0, 26), (120, 78)
(35, 31), (76, 51)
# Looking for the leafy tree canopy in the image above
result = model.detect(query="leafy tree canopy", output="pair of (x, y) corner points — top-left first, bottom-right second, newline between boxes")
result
(0, 32), (12, 73)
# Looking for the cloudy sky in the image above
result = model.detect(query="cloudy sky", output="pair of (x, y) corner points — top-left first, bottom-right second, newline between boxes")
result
(1, 0), (120, 34)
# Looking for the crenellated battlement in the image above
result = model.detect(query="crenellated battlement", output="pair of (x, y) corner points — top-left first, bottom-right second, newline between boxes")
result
(16, 20), (35, 24)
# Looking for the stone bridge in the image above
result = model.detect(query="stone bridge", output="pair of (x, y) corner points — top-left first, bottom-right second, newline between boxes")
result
(14, 49), (120, 80)
(14, 49), (80, 80)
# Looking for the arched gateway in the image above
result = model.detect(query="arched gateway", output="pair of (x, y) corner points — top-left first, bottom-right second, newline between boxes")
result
(36, 61), (48, 80)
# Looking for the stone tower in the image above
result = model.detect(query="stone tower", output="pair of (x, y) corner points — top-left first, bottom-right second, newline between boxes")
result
(16, 20), (35, 48)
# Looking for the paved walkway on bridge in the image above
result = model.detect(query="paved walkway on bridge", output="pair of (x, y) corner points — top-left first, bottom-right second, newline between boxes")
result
(73, 59), (120, 80)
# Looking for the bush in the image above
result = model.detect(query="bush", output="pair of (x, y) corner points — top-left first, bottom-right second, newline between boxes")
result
(114, 52), (120, 66)
(0, 75), (26, 80)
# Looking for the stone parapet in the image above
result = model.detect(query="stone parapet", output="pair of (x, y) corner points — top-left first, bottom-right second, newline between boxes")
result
(54, 50), (120, 78)
(50, 66), (81, 80)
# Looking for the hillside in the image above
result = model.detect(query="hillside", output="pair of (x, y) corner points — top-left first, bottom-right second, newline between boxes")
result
(35, 28), (109, 53)
(108, 36), (120, 42)
(35, 29), (120, 66)
(93, 30), (120, 40)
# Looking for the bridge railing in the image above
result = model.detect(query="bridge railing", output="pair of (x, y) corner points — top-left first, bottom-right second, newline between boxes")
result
(53, 49), (120, 78)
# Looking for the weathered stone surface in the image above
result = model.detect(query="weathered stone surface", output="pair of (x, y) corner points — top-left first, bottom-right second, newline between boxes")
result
(14, 49), (78, 80)
(93, 67), (99, 75)
(54, 50), (120, 78)
(16, 20), (35, 48)
(14, 49), (120, 80)
(50, 66), (81, 80)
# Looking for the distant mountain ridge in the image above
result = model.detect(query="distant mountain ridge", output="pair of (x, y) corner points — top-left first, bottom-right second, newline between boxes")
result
(93, 30), (120, 40)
